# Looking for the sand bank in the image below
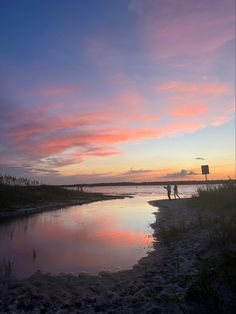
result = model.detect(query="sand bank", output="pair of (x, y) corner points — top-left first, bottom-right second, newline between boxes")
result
(0, 198), (234, 313)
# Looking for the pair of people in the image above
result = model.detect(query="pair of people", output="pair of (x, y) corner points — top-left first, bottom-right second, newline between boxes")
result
(164, 184), (180, 200)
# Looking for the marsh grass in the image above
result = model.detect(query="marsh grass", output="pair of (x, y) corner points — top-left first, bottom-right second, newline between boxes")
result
(189, 182), (236, 246)
(0, 184), (108, 211)
(186, 182), (236, 311)
(190, 181), (235, 212)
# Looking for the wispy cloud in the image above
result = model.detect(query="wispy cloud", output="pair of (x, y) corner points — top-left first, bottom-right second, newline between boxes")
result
(121, 169), (153, 176)
(130, 0), (235, 70)
(162, 169), (198, 179)
(0, 164), (60, 177)
(156, 80), (234, 125)
(157, 81), (231, 98)
(40, 84), (87, 97)
(1, 78), (233, 171)
(168, 104), (207, 117)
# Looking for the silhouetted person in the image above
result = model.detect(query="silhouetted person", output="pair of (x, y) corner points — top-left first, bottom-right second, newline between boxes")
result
(77, 185), (83, 192)
(164, 184), (171, 200)
(174, 185), (180, 199)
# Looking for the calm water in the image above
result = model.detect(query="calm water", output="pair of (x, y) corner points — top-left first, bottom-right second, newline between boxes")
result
(0, 185), (199, 278)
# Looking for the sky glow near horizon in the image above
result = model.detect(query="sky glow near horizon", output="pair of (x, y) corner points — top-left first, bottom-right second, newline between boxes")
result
(0, 0), (235, 184)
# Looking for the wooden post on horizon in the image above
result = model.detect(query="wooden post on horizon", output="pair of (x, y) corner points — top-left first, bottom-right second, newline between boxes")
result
(201, 165), (210, 190)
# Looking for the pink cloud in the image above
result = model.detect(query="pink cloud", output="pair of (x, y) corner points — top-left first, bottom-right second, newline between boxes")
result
(133, 0), (235, 69)
(169, 104), (208, 117)
(211, 115), (233, 127)
(9, 89), (152, 147)
(3, 76), (233, 169)
(74, 148), (122, 159)
(157, 81), (232, 98)
(13, 127), (163, 159)
(86, 150), (122, 157)
(113, 91), (145, 106)
(131, 115), (160, 121)
(164, 121), (206, 136)
(150, 16), (234, 60)
(155, 80), (233, 123)
(13, 113), (114, 143)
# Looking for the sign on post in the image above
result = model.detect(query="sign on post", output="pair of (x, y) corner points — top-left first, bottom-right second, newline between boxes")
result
(201, 165), (209, 175)
(201, 165), (210, 189)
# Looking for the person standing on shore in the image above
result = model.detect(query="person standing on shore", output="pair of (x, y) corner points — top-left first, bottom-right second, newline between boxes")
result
(174, 184), (180, 199)
(164, 184), (171, 200)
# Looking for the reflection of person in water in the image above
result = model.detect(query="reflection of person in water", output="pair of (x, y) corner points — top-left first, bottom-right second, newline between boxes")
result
(164, 184), (171, 200)
(174, 185), (180, 199)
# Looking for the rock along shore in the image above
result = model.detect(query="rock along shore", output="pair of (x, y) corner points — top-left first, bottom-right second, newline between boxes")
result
(0, 198), (234, 313)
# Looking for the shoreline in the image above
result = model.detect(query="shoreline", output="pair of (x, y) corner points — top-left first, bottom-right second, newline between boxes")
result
(0, 198), (234, 313)
(0, 194), (129, 221)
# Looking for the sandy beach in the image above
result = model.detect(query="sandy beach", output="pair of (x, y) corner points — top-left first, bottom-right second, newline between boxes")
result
(0, 198), (235, 313)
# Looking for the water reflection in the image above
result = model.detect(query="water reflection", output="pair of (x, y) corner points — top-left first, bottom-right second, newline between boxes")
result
(0, 196), (156, 278)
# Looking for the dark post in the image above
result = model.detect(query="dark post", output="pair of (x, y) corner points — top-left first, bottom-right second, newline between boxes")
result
(201, 165), (210, 190)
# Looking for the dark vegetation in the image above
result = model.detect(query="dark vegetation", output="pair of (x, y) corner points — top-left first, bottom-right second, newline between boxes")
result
(0, 184), (93, 211)
(186, 182), (236, 312)
(0, 174), (116, 212)
(0, 174), (40, 186)
(158, 182), (236, 245)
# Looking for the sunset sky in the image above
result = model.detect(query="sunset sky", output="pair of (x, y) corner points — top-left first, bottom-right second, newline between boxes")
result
(0, 0), (235, 184)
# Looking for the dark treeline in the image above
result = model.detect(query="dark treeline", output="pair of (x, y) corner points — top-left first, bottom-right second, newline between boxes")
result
(61, 179), (235, 188)
(0, 174), (40, 186)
